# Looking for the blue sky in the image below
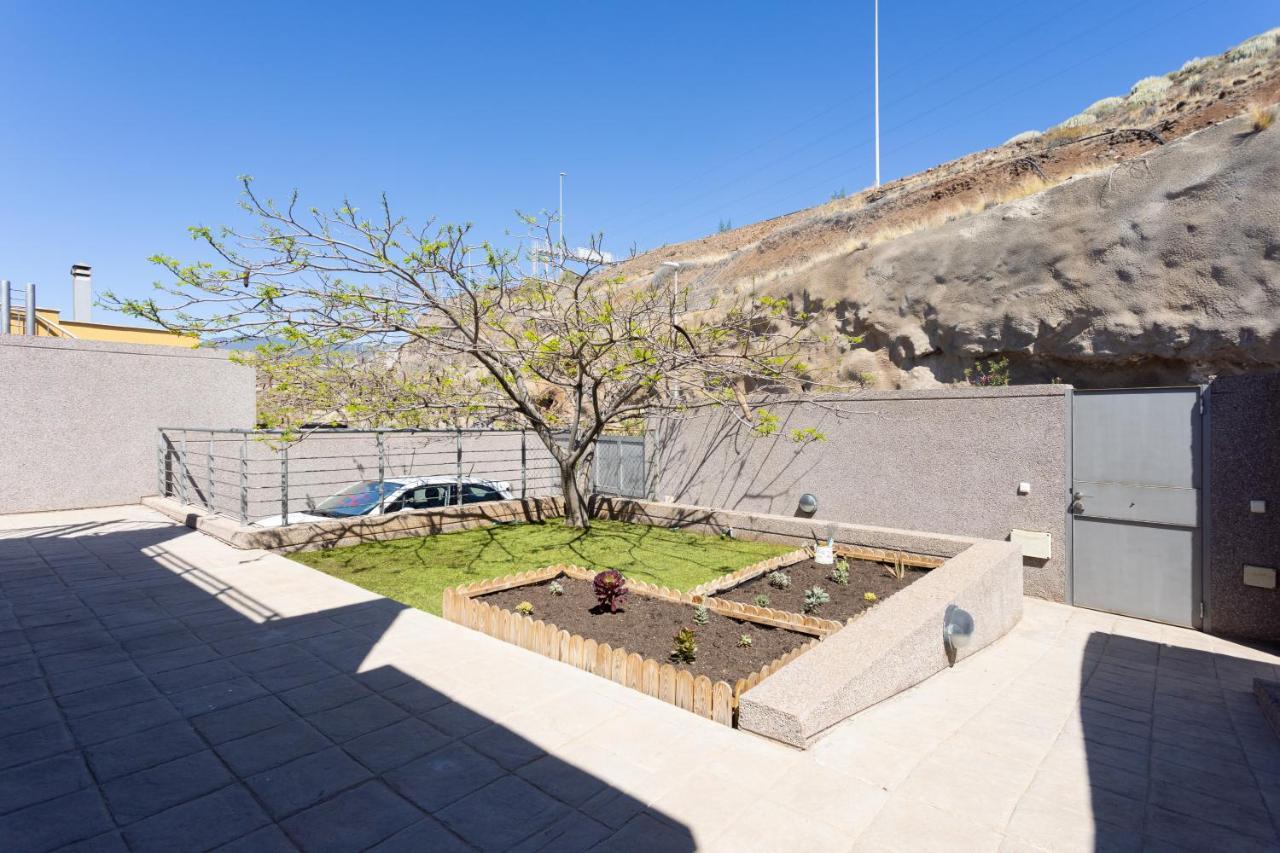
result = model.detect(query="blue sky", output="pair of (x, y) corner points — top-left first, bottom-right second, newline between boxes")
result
(1, 0), (1273, 321)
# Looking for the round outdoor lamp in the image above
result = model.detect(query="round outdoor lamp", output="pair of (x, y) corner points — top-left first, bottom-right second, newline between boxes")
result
(943, 605), (975, 664)
(798, 493), (818, 514)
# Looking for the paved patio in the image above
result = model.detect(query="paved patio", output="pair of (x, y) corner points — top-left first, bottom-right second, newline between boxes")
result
(1, 505), (1278, 852)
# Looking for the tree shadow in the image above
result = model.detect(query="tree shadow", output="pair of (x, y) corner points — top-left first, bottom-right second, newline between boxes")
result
(1077, 631), (1280, 851)
(0, 515), (696, 852)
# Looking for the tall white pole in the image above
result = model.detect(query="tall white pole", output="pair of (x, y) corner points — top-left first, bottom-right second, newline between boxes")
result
(874, 0), (881, 188)
(558, 171), (566, 254)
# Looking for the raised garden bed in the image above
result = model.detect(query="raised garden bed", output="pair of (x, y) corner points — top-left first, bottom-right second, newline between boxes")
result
(694, 545), (938, 623)
(442, 561), (842, 726)
(480, 574), (808, 683)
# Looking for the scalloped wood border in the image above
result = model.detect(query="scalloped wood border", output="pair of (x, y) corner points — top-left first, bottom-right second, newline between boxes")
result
(441, 564), (830, 727)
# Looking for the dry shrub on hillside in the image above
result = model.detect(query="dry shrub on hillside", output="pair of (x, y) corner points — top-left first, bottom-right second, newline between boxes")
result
(1129, 75), (1172, 105)
(1252, 104), (1276, 133)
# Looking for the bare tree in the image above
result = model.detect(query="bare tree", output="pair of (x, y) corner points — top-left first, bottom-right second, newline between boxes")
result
(106, 178), (820, 527)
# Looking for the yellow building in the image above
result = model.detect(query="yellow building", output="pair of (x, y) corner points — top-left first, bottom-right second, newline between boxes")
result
(4, 265), (198, 347)
(6, 306), (198, 347)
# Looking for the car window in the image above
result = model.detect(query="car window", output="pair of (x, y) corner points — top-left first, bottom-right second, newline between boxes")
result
(314, 481), (401, 517)
(401, 485), (451, 509)
(462, 484), (500, 504)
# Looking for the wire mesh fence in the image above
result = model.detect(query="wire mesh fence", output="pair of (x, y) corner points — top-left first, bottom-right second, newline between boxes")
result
(158, 428), (563, 524)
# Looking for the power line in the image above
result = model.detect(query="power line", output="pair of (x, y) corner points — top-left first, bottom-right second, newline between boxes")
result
(601, 0), (1100, 236)
(628, 0), (1184, 243)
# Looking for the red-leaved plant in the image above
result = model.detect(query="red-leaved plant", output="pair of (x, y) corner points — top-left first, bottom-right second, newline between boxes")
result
(592, 569), (628, 613)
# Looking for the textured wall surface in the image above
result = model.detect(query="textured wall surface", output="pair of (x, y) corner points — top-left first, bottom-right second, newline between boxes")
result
(1207, 372), (1280, 642)
(0, 337), (254, 513)
(650, 387), (1069, 600)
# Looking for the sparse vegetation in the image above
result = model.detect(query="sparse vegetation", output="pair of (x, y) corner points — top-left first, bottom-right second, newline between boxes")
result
(885, 553), (907, 581)
(830, 187), (848, 201)
(964, 355), (1011, 387)
(1084, 96), (1124, 116)
(1005, 130), (1042, 145)
(672, 628), (698, 663)
(1055, 112), (1096, 130)
(830, 559), (850, 586)
(692, 604), (710, 626)
(1227, 29), (1280, 63)
(767, 570), (792, 590)
(1178, 56), (1214, 75)
(737, 633), (753, 648)
(515, 601), (534, 616)
(548, 580), (564, 596)
(1129, 75), (1172, 105)
(753, 594), (771, 608)
(717, 218), (733, 233)
(1251, 104), (1275, 133)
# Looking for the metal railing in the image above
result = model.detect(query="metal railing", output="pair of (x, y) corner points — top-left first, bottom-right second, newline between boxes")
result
(158, 427), (565, 524)
(1, 280), (37, 335)
(592, 435), (648, 498)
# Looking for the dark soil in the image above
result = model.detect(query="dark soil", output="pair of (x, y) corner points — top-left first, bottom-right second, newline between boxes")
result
(715, 557), (928, 622)
(480, 575), (812, 684)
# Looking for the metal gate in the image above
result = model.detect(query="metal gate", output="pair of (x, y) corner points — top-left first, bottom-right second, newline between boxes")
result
(592, 435), (647, 498)
(1070, 387), (1204, 627)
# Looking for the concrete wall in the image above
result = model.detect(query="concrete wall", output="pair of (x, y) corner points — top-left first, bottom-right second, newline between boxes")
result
(650, 387), (1070, 601)
(1, 336), (254, 514)
(1207, 373), (1280, 642)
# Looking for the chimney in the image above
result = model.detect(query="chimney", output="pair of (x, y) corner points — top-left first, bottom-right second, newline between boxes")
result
(71, 264), (92, 322)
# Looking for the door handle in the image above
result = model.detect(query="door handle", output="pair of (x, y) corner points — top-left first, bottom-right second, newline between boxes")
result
(1071, 491), (1087, 514)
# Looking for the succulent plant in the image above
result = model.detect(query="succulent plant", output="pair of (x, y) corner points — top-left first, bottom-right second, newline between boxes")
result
(803, 585), (830, 614)
(767, 570), (792, 590)
(864, 591), (878, 602)
(737, 633), (753, 647)
(692, 605), (709, 626)
(884, 553), (906, 581)
(592, 569), (628, 613)
(830, 559), (850, 585)
(672, 628), (697, 663)
(753, 594), (771, 608)
(515, 601), (534, 616)
(548, 580), (564, 596)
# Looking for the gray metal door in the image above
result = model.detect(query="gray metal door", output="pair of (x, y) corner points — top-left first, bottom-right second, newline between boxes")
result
(1071, 388), (1203, 627)
(592, 436), (647, 498)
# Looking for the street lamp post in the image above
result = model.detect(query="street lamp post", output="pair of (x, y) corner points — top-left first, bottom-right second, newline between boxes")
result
(558, 171), (567, 256)
(874, 0), (881, 188)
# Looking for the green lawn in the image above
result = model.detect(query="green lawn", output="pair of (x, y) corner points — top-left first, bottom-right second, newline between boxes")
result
(291, 518), (792, 616)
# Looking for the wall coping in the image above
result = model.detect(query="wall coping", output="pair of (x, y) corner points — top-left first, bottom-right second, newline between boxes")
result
(0, 335), (234, 360)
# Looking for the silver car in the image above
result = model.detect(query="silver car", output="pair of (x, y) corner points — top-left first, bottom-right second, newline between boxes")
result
(255, 476), (514, 527)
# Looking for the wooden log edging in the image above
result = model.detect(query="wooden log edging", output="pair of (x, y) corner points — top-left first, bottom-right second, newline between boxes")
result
(441, 563), (831, 728)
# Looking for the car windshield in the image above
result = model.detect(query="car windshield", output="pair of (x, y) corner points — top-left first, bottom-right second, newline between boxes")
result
(314, 481), (402, 517)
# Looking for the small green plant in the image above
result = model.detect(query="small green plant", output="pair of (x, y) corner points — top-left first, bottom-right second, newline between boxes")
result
(692, 605), (709, 626)
(672, 628), (697, 663)
(717, 218), (733, 233)
(830, 187), (847, 200)
(515, 601), (534, 616)
(737, 633), (753, 647)
(885, 552), (907, 581)
(830, 559), (850, 585)
(864, 591), (878, 602)
(767, 570), (792, 590)
(753, 593), (770, 608)
(963, 355), (1010, 387)
(548, 580), (564, 596)
(803, 585), (830, 614)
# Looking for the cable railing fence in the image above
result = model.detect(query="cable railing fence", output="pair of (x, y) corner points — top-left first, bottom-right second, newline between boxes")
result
(158, 427), (564, 525)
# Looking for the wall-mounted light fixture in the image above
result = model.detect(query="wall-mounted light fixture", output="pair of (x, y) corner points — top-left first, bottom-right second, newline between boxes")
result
(943, 604), (974, 665)
(798, 493), (818, 514)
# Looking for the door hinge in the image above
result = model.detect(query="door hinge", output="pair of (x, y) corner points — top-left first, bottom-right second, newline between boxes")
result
(1199, 600), (1206, 620)
(1198, 396), (1205, 415)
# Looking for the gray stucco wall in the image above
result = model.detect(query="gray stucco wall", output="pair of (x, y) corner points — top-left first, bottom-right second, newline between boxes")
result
(650, 387), (1070, 601)
(1207, 372), (1280, 642)
(1, 336), (254, 514)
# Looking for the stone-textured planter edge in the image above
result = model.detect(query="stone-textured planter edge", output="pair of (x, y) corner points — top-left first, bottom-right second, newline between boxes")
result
(442, 563), (836, 727)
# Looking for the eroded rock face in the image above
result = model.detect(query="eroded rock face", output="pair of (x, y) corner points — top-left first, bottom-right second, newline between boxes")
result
(781, 116), (1280, 388)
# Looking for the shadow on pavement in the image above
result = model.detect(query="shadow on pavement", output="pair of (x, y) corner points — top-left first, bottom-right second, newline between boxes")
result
(0, 515), (696, 852)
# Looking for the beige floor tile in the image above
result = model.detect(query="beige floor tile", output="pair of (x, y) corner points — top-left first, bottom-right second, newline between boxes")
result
(705, 800), (852, 853)
(772, 761), (892, 836)
(1004, 794), (1142, 853)
(810, 728), (926, 789)
(891, 746), (1037, 830)
(853, 796), (1004, 853)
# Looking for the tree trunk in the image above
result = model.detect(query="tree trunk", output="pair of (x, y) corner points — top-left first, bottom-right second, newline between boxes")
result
(560, 461), (591, 529)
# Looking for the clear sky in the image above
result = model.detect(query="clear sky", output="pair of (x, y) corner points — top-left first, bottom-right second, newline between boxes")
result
(1, 1), (1274, 321)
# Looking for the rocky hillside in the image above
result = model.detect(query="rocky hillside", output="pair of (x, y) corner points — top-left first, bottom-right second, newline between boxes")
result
(615, 28), (1280, 387)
